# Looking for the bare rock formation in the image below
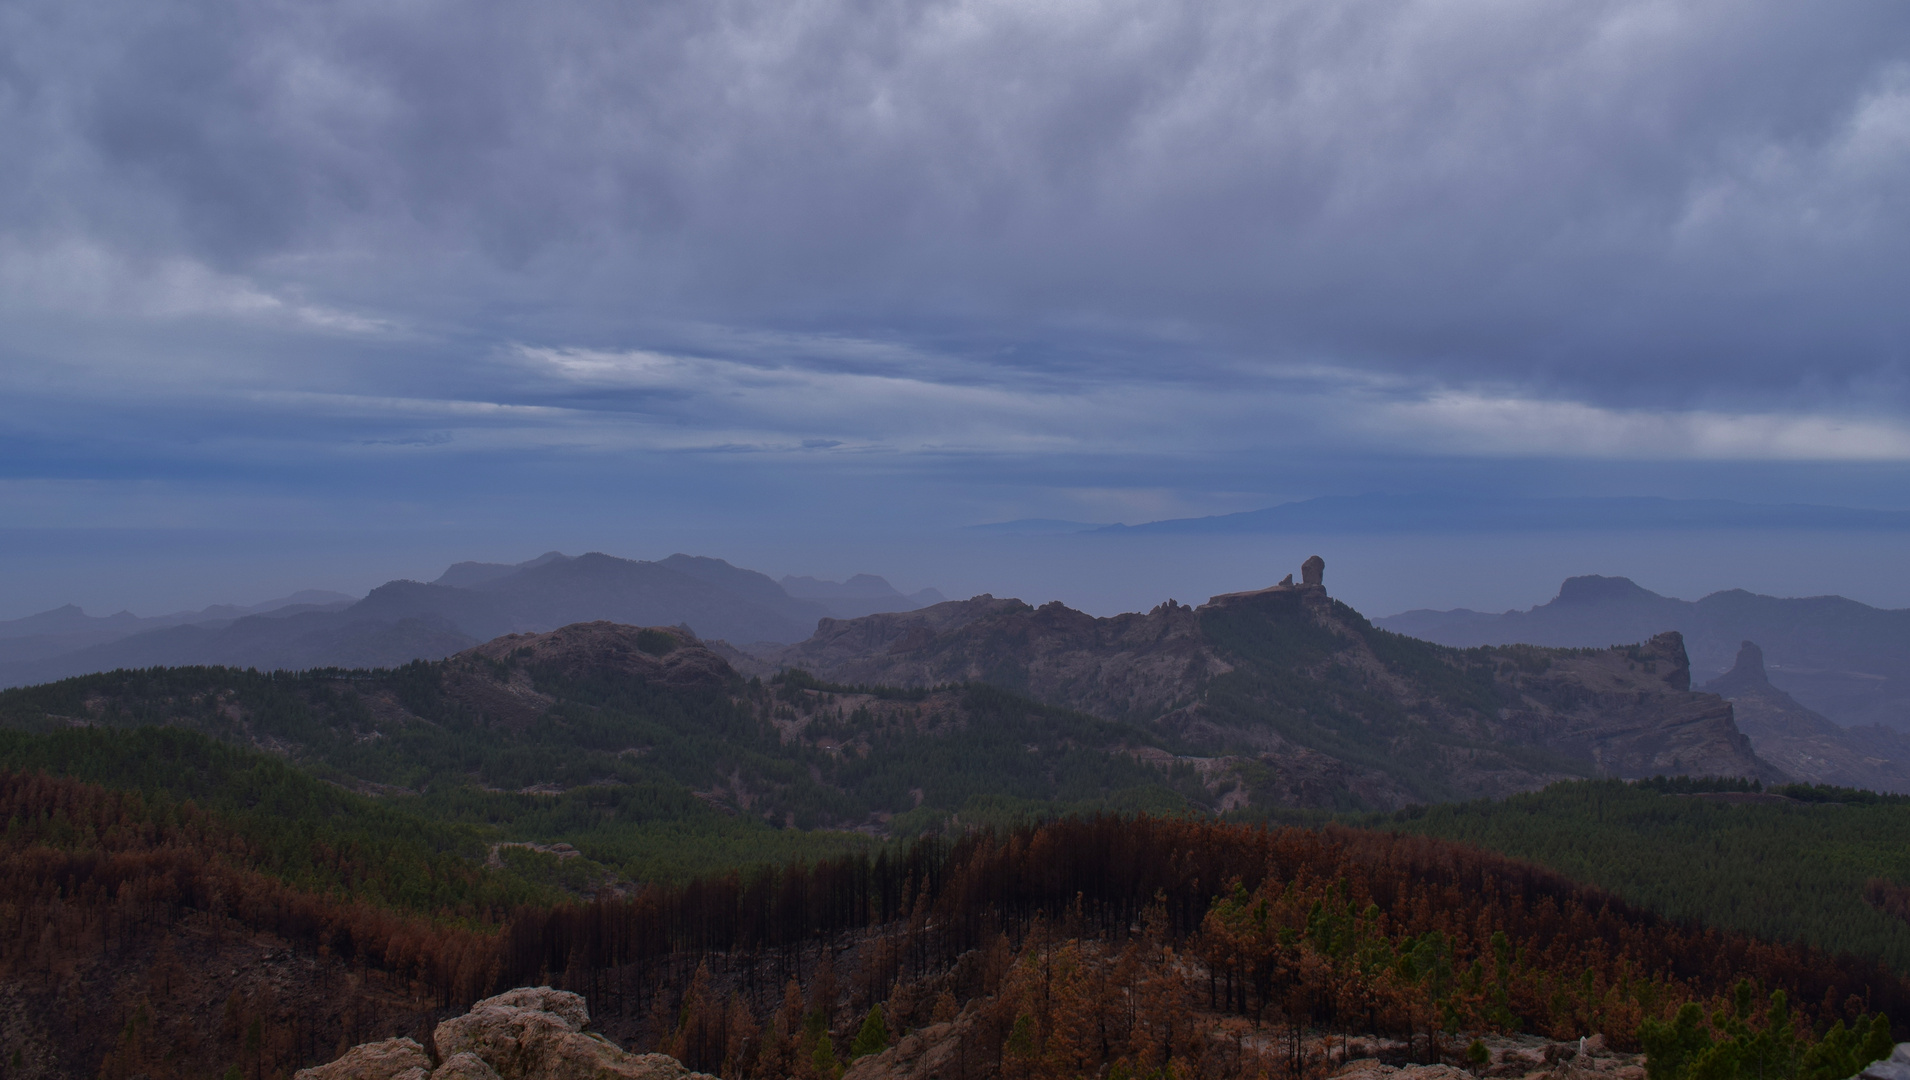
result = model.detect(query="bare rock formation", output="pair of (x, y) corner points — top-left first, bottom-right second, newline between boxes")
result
(434, 1054), (505, 1080)
(1302, 555), (1325, 586)
(841, 1009), (991, 1080)
(763, 578), (1777, 808)
(295, 1038), (433, 1080)
(769, 596), (1028, 678)
(1705, 641), (1910, 793)
(297, 989), (713, 1080)
(769, 595), (1229, 723)
(1498, 632), (1778, 782)
(1859, 1043), (1910, 1080)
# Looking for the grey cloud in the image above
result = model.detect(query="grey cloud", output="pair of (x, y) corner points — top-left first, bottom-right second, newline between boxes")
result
(2, 0), (1908, 411)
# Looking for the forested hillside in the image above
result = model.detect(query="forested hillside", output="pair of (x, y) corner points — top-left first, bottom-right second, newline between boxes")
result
(4, 766), (1903, 1080)
(0, 622), (1212, 881)
(1367, 780), (1910, 971)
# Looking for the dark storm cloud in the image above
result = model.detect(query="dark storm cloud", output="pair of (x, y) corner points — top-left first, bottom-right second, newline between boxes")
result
(3, 0), (1906, 411)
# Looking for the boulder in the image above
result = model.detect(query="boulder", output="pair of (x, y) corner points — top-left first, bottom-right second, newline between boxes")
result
(305, 988), (714, 1080)
(433, 1054), (503, 1080)
(466, 987), (593, 1032)
(1302, 555), (1325, 587)
(295, 1038), (432, 1080)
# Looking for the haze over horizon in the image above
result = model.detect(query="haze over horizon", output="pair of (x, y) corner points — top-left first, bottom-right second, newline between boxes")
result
(4, 0), (1908, 622)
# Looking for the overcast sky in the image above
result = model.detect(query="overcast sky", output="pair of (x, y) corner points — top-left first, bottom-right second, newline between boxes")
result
(4, 0), (1909, 615)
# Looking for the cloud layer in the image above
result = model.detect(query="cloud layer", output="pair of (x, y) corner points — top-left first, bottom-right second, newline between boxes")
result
(3, 0), (1909, 551)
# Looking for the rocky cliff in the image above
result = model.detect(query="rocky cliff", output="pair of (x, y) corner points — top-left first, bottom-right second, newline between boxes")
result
(298, 989), (712, 1080)
(766, 565), (1780, 807)
(1704, 641), (1910, 794)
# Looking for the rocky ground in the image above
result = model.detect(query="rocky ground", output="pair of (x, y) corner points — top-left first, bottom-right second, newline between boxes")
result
(305, 981), (1648, 1080)
(1330, 1035), (1644, 1080)
(838, 998), (1645, 1080)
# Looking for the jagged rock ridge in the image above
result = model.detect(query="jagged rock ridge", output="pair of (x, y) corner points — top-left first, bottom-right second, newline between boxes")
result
(1703, 641), (1910, 794)
(1377, 575), (1910, 730)
(763, 562), (1780, 808)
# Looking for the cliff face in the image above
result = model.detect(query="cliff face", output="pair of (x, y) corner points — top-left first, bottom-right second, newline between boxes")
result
(1704, 641), (1910, 794)
(1494, 632), (1779, 783)
(769, 577), (1778, 807)
(772, 596), (1226, 722)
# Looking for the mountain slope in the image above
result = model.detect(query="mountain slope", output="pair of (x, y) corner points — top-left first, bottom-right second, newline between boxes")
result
(0, 621), (1211, 839)
(1702, 641), (1910, 793)
(1378, 575), (1910, 729)
(768, 567), (1779, 807)
(0, 563), (1784, 820)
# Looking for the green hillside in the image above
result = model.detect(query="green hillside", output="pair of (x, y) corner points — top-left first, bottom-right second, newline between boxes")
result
(0, 653), (1208, 885)
(1365, 779), (1910, 972)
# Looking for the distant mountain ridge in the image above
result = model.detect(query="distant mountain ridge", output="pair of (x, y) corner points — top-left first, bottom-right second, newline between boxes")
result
(754, 564), (1779, 807)
(0, 565), (1783, 816)
(0, 554), (941, 688)
(0, 591), (356, 670)
(779, 573), (947, 618)
(1378, 575), (1910, 730)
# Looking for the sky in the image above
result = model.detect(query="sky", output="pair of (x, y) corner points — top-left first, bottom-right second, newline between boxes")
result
(3, 0), (1910, 619)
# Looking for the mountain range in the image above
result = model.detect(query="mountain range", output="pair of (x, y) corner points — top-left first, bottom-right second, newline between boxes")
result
(0, 557), (1783, 818)
(753, 575), (1776, 807)
(1378, 574), (1910, 731)
(0, 590), (356, 667)
(0, 553), (942, 689)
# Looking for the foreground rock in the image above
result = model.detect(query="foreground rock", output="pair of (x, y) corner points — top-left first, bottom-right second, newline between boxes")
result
(296, 988), (714, 1080)
(1859, 1043), (1910, 1080)
(296, 1037), (434, 1080)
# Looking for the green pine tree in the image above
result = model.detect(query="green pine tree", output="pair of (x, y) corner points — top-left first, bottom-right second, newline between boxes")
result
(850, 1005), (890, 1060)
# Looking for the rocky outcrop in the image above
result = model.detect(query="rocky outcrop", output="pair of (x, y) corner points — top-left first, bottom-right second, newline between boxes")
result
(767, 576), (1780, 808)
(296, 989), (713, 1080)
(464, 623), (737, 691)
(768, 596), (1035, 682)
(1501, 632), (1779, 782)
(296, 1037), (433, 1080)
(1704, 641), (1910, 794)
(770, 595), (1230, 723)
(1302, 555), (1326, 586)
(840, 1009), (989, 1080)
(1859, 1043), (1910, 1080)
